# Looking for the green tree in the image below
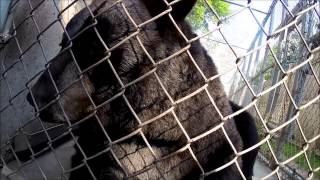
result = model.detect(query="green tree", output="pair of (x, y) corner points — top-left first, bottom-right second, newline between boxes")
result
(187, 0), (230, 30)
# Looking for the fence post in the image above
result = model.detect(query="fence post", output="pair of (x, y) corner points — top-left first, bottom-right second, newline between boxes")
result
(264, 0), (289, 121)
(256, 10), (275, 93)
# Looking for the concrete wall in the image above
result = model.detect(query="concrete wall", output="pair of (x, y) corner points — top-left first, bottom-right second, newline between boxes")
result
(1, 0), (61, 151)
(0, 0), (91, 177)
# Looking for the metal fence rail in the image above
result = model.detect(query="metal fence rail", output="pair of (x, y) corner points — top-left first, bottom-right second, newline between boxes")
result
(0, 0), (319, 179)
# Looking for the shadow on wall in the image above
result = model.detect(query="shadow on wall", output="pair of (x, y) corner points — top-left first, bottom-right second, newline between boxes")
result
(0, 0), (91, 171)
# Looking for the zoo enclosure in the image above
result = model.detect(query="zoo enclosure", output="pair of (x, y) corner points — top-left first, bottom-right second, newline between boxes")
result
(0, 0), (319, 179)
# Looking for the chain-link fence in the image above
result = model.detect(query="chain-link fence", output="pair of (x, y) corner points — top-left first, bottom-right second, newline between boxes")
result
(0, 0), (319, 179)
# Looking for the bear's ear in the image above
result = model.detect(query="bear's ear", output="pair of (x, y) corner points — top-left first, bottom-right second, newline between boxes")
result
(171, 0), (198, 20)
(60, 6), (93, 47)
(60, 1), (108, 47)
(143, 0), (197, 21)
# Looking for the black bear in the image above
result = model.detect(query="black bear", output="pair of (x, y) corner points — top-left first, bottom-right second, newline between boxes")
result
(27, 0), (259, 179)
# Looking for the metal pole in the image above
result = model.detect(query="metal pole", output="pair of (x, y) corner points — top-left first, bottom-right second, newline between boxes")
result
(0, 0), (12, 44)
(264, 0), (288, 119)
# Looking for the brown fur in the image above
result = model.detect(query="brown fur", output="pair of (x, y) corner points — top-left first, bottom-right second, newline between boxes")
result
(27, 0), (247, 179)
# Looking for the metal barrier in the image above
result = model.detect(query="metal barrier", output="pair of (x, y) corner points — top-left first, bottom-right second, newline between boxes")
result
(0, 0), (319, 179)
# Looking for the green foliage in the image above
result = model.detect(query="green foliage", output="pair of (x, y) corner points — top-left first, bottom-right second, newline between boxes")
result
(283, 142), (320, 178)
(187, 0), (230, 30)
(263, 71), (272, 81)
(259, 136), (320, 178)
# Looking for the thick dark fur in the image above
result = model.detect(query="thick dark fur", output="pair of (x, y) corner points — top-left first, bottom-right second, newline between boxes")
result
(230, 102), (259, 179)
(68, 101), (259, 180)
(27, 0), (259, 179)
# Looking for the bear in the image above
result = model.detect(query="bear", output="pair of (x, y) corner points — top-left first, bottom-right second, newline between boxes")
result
(27, 0), (259, 179)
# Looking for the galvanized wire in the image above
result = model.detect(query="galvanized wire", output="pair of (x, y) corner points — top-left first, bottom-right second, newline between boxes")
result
(0, 0), (319, 179)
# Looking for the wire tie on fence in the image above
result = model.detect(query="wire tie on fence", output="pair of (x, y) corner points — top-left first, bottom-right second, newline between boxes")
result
(5, 140), (10, 145)
(44, 62), (51, 69)
(47, 142), (53, 149)
(308, 171), (313, 179)
(35, 112), (41, 120)
(63, 40), (73, 49)
(104, 50), (112, 59)
(235, 57), (242, 64)
(264, 131), (272, 140)
(302, 143), (309, 152)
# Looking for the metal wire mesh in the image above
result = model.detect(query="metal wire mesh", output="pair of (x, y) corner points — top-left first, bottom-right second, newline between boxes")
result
(0, 0), (319, 179)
